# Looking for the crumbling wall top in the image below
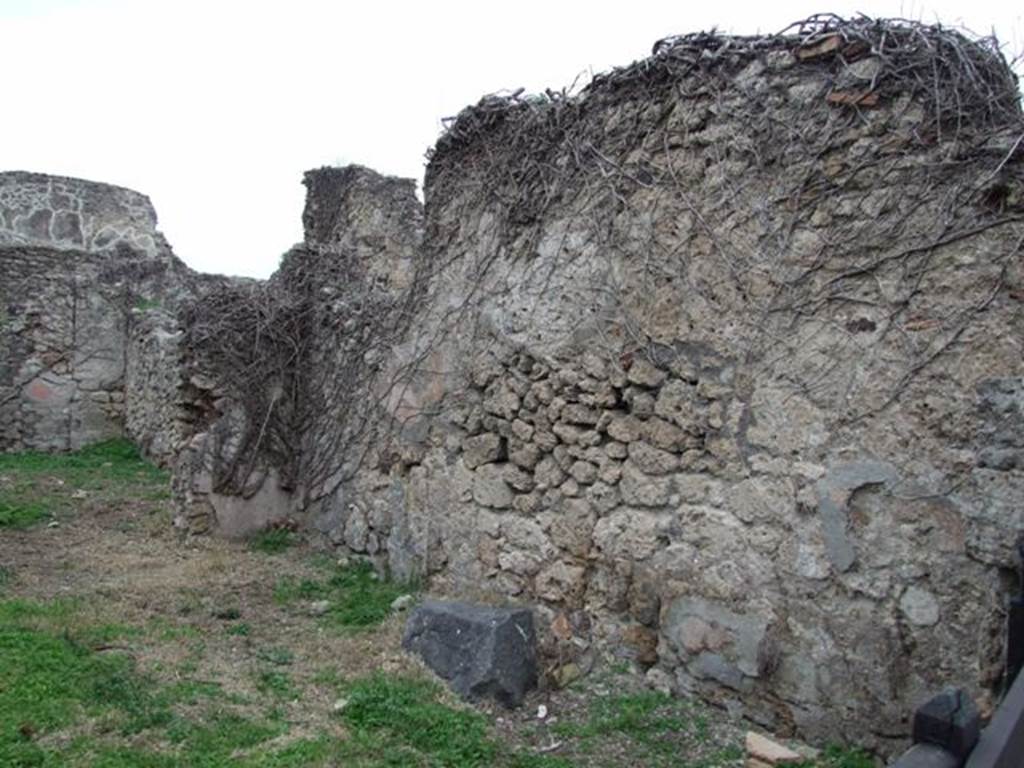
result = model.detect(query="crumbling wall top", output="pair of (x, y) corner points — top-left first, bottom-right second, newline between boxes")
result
(0, 171), (171, 259)
(301, 165), (421, 250)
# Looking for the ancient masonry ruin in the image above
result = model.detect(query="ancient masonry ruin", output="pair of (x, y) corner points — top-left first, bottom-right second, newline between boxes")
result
(3, 16), (1023, 754)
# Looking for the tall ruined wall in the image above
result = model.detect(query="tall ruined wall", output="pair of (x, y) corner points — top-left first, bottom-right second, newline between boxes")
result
(296, 19), (1024, 753)
(168, 166), (425, 536)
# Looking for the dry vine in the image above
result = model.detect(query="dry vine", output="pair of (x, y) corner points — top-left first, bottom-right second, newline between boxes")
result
(423, 14), (1023, 422)
(181, 16), (1024, 500)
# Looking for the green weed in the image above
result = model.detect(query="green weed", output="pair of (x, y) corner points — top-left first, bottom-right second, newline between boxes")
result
(249, 528), (295, 554)
(133, 297), (161, 311)
(256, 670), (297, 701)
(0, 498), (49, 528)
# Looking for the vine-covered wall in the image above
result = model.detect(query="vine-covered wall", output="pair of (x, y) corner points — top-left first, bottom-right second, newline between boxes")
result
(4, 16), (1024, 755)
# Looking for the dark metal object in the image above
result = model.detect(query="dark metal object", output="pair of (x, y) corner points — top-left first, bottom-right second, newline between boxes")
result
(965, 667), (1024, 768)
(891, 744), (961, 768)
(1005, 541), (1024, 690)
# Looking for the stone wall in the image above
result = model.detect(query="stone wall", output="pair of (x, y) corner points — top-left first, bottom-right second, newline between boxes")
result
(123, 308), (187, 464)
(296, 21), (1024, 754)
(1, 172), (203, 456)
(0, 246), (129, 451)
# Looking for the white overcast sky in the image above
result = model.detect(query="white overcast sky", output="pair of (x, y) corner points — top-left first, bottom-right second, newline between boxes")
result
(2, 0), (1020, 278)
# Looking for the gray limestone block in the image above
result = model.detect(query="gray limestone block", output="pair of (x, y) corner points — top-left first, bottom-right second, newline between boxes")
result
(815, 460), (897, 573)
(463, 432), (504, 469)
(473, 464), (513, 508)
(402, 600), (537, 708)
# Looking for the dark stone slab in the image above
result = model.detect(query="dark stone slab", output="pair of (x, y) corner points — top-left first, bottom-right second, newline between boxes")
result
(402, 600), (537, 708)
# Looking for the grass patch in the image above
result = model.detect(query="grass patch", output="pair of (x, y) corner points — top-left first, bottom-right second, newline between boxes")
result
(165, 710), (286, 762)
(77, 622), (144, 646)
(256, 669), (297, 701)
(0, 439), (167, 485)
(164, 679), (224, 706)
(324, 562), (412, 628)
(810, 745), (876, 768)
(338, 673), (569, 768)
(551, 690), (741, 767)
(0, 596), (79, 625)
(0, 604), (173, 764)
(0, 597), (311, 767)
(273, 576), (324, 604)
(257, 646), (294, 666)
(0, 439), (169, 530)
(148, 617), (202, 642)
(274, 560), (415, 630)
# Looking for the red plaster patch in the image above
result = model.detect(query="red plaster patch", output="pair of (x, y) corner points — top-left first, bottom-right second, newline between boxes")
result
(27, 380), (51, 402)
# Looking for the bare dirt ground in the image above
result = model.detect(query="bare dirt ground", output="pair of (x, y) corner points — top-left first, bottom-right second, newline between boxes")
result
(0, 449), (798, 767)
(0, 492), (417, 734)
